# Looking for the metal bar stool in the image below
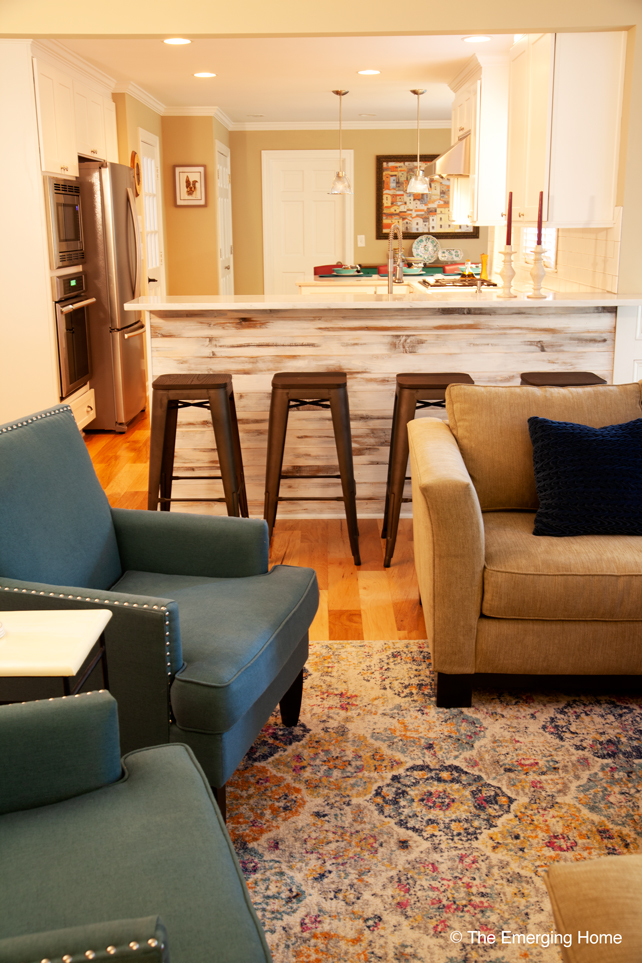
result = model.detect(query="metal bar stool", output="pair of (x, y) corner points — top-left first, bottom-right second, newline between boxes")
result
(264, 371), (360, 566)
(382, 372), (475, 568)
(148, 373), (248, 517)
(520, 371), (607, 386)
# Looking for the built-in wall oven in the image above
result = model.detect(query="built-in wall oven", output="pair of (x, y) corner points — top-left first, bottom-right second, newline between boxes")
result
(44, 176), (85, 268)
(53, 272), (95, 398)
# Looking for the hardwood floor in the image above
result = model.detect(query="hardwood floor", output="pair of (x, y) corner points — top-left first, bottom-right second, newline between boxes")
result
(84, 413), (426, 642)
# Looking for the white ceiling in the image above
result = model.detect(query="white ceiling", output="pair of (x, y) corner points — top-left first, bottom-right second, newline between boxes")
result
(60, 34), (515, 123)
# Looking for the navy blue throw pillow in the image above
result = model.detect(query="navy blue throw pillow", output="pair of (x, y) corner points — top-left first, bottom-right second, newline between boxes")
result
(528, 416), (642, 536)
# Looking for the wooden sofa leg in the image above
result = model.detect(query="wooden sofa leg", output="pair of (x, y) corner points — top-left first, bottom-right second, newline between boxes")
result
(213, 784), (227, 823)
(436, 673), (473, 708)
(280, 669), (304, 726)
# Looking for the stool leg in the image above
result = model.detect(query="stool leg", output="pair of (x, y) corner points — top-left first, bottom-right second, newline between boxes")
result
(381, 384), (401, 540)
(228, 388), (249, 517)
(159, 401), (179, 511)
(329, 386), (361, 566)
(209, 387), (242, 517)
(148, 388), (169, 510)
(384, 388), (417, 567)
(264, 387), (290, 538)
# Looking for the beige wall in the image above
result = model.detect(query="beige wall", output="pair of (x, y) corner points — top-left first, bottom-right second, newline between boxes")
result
(161, 115), (228, 295)
(230, 127), (489, 294)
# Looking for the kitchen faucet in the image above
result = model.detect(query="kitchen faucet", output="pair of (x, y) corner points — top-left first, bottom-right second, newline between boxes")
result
(387, 224), (404, 295)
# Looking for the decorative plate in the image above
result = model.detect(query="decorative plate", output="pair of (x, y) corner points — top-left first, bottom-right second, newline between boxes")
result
(130, 151), (142, 197)
(412, 235), (440, 263)
(439, 248), (464, 262)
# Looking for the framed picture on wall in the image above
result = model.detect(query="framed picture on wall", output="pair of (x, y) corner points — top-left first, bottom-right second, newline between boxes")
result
(376, 155), (479, 240)
(174, 165), (207, 207)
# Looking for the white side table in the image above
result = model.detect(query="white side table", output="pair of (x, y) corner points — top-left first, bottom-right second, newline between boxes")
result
(0, 610), (112, 696)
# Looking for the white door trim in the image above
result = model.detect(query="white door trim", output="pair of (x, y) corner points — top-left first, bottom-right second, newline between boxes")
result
(261, 149), (354, 295)
(138, 126), (166, 396)
(214, 140), (234, 294)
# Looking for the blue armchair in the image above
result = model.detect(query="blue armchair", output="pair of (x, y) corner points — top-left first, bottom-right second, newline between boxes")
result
(0, 691), (272, 963)
(0, 405), (319, 811)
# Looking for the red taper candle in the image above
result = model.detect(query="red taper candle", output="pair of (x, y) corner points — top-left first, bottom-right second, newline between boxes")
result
(505, 192), (513, 247)
(536, 191), (543, 246)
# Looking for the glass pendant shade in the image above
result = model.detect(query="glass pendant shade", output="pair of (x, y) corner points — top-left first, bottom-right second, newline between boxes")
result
(407, 89), (429, 195)
(331, 171), (352, 194)
(407, 169), (430, 193)
(330, 90), (353, 195)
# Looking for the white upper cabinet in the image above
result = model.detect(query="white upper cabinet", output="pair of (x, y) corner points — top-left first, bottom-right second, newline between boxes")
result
(74, 80), (106, 159)
(33, 52), (119, 174)
(507, 32), (626, 227)
(33, 58), (78, 177)
(448, 55), (509, 227)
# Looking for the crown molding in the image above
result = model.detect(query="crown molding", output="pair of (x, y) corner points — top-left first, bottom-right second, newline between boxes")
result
(31, 40), (116, 93)
(112, 82), (165, 115)
(449, 51), (509, 91)
(228, 119), (451, 131)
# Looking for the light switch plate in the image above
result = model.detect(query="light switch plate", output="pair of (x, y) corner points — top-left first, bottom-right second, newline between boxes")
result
(357, 235), (366, 247)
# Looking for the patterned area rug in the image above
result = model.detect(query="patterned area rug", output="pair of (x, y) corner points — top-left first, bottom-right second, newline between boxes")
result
(226, 639), (642, 962)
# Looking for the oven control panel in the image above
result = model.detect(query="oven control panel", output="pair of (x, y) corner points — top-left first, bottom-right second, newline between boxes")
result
(54, 272), (86, 302)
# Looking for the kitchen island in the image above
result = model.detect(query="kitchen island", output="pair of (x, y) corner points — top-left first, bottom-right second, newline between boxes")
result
(126, 289), (642, 517)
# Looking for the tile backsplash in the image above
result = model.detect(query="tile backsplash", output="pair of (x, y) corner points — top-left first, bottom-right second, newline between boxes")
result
(491, 208), (622, 294)
(515, 207), (622, 294)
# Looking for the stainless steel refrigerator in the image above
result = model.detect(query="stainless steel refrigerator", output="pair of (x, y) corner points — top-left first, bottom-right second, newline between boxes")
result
(79, 160), (147, 431)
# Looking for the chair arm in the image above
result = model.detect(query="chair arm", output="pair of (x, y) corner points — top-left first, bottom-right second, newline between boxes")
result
(0, 917), (169, 963)
(0, 691), (120, 815)
(112, 508), (269, 579)
(0, 577), (183, 754)
(408, 419), (484, 674)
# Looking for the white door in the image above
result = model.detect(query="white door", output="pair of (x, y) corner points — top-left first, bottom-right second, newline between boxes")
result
(138, 128), (166, 298)
(215, 142), (234, 295)
(262, 149), (354, 295)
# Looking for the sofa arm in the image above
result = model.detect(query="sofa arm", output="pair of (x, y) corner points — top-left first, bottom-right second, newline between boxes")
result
(408, 419), (484, 674)
(0, 691), (121, 815)
(0, 577), (183, 754)
(0, 917), (169, 963)
(545, 855), (642, 962)
(112, 508), (269, 579)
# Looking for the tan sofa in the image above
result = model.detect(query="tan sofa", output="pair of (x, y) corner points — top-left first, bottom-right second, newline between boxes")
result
(407, 382), (642, 707)
(545, 855), (642, 962)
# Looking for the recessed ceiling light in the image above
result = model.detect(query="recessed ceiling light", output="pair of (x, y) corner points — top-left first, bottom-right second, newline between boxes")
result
(359, 113), (377, 117)
(194, 72), (216, 78)
(357, 69), (380, 75)
(462, 35), (491, 43)
(164, 37), (191, 45)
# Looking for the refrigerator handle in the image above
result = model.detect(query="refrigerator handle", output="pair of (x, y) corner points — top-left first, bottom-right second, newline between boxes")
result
(127, 187), (142, 300)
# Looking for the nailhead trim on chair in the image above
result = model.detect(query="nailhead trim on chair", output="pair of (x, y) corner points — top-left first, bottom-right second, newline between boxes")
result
(0, 406), (72, 434)
(0, 587), (175, 679)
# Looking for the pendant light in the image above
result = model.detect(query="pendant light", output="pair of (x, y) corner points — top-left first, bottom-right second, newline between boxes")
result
(330, 90), (352, 194)
(407, 89), (430, 194)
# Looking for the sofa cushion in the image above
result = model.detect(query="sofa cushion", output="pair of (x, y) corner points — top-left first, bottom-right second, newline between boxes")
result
(0, 406), (122, 589)
(111, 564), (318, 733)
(445, 383), (642, 511)
(0, 744), (271, 963)
(482, 512), (642, 620)
(529, 415), (642, 536)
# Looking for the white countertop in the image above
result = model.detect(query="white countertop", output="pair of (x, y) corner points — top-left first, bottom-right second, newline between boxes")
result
(126, 288), (642, 312)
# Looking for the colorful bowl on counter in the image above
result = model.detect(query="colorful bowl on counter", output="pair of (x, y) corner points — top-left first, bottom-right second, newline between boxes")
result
(438, 248), (465, 262)
(402, 267), (424, 275)
(333, 267), (361, 275)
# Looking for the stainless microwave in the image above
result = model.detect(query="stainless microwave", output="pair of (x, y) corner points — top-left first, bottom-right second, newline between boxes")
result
(44, 176), (85, 268)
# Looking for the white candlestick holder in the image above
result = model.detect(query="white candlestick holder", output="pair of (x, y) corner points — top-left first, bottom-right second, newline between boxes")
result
(497, 245), (516, 299)
(527, 244), (547, 299)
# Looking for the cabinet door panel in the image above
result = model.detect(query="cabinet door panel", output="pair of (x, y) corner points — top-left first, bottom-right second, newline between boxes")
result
(506, 38), (529, 212)
(524, 33), (553, 220)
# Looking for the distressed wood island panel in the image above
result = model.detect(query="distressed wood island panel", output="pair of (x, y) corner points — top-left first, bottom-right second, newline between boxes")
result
(148, 306), (616, 517)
